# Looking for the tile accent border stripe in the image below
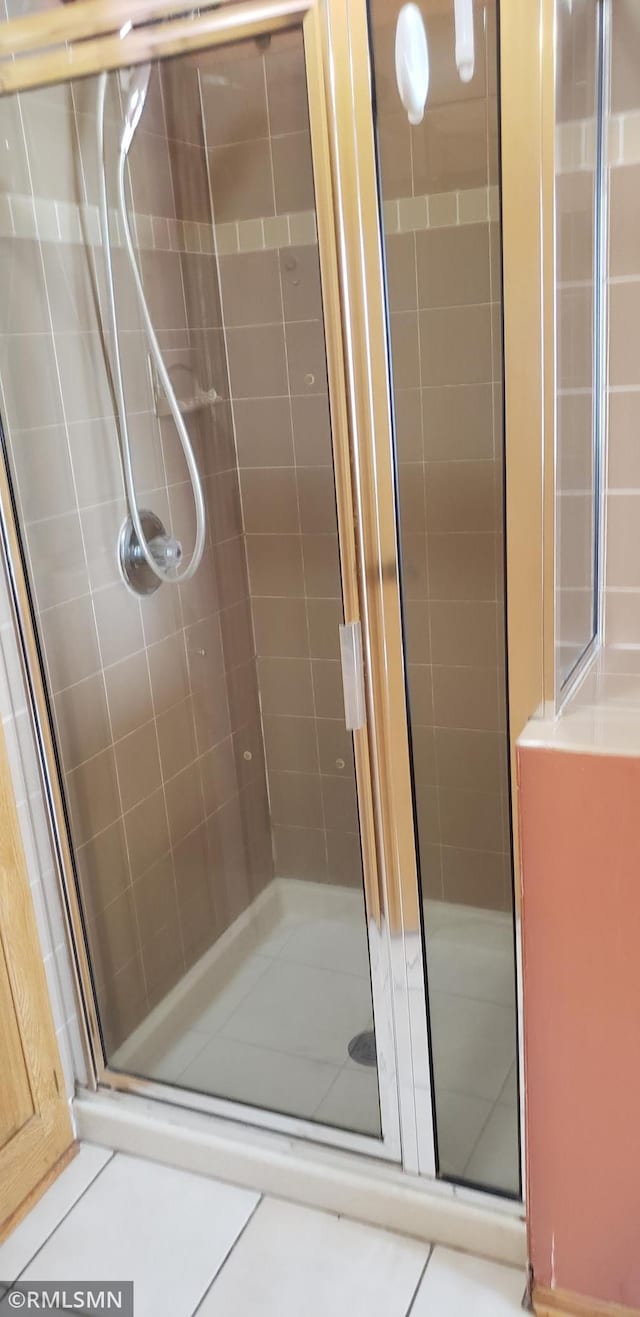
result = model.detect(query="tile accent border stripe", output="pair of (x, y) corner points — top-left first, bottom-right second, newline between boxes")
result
(557, 111), (640, 173)
(0, 186), (501, 253)
(2, 126), (638, 248)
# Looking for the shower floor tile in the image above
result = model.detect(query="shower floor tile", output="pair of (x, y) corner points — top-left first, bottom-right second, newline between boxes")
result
(435, 1090), (494, 1177)
(314, 1065), (382, 1131)
(112, 880), (518, 1181)
(113, 879), (380, 1136)
(179, 1034), (339, 1119)
(218, 958), (373, 1066)
(464, 1099), (520, 1194)
(188, 954), (273, 1036)
(423, 899), (520, 1193)
(429, 993), (516, 1103)
(276, 915), (372, 977)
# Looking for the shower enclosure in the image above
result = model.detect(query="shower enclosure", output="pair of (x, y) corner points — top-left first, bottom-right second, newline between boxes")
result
(0, 0), (520, 1199)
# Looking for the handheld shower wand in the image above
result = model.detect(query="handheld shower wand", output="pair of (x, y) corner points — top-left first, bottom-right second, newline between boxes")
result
(97, 65), (207, 592)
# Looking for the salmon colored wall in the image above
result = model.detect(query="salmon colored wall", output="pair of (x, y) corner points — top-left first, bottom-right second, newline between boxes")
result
(519, 745), (640, 1309)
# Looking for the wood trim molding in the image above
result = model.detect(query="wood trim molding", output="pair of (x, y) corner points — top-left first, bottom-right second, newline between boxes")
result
(535, 1285), (640, 1317)
(0, 0), (309, 94)
(0, 721), (73, 1232)
(0, 1143), (78, 1246)
(0, 0), (212, 53)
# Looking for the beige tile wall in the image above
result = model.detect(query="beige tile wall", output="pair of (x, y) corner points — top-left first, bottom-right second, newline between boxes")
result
(200, 32), (363, 890)
(554, 3), (640, 669)
(554, 0), (599, 687)
(0, 58), (272, 1053)
(371, 0), (511, 910)
(0, 3), (518, 1058)
(605, 0), (640, 651)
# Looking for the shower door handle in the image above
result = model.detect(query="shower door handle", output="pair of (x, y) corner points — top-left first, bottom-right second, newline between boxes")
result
(339, 621), (366, 731)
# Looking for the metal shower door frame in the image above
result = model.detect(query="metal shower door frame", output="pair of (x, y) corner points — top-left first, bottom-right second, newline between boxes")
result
(0, 0), (436, 1173)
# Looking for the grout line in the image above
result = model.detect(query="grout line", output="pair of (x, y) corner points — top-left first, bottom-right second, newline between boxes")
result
(460, 1073), (515, 1184)
(127, 898), (514, 1131)
(404, 1250), (433, 1316)
(118, 900), (377, 1085)
(12, 80), (147, 1032)
(405, 146), (443, 905)
(202, 50), (277, 902)
(123, 68), (198, 984)
(4, 187), (501, 250)
(12, 1149), (116, 1285)
(261, 50), (328, 881)
(308, 1063), (350, 1122)
(191, 1194), (263, 1316)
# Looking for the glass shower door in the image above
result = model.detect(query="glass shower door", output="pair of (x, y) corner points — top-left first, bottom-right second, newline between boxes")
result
(0, 0), (525, 1195)
(0, 3), (401, 1155)
(369, 0), (521, 1196)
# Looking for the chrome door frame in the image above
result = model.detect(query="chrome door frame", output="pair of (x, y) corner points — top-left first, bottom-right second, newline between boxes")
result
(322, 0), (436, 1177)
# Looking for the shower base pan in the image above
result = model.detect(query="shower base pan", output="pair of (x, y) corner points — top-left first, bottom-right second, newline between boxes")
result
(111, 878), (517, 1186)
(112, 878), (378, 1137)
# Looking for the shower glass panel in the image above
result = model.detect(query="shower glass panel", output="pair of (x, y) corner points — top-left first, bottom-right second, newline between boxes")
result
(0, 31), (381, 1137)
(555, 0), (605, 692)
(369, 0), (520, 1193)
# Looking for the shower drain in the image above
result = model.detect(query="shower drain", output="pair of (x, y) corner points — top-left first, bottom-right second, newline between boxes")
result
(347, 1030), (377, 1067)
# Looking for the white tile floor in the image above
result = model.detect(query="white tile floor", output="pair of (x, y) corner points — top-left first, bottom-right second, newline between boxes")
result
(0, 1146), (528, 1316)
(114, 886), (519, 1191)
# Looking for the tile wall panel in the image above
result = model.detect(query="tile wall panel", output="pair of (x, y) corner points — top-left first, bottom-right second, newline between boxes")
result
(0, 0), (535, 1077)
(371, 0), (511, 910)
(0, 57), (272, 1054)
(201, 31), (364, 891)
(554, 0), (599, 687)
(604, 2), (640, 652)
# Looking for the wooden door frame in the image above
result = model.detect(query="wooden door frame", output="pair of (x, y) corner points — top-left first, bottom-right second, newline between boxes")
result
(0, 720), (73, 1239)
